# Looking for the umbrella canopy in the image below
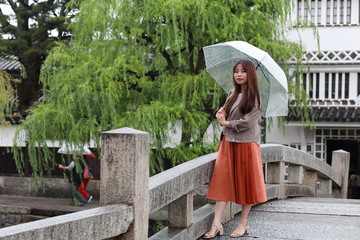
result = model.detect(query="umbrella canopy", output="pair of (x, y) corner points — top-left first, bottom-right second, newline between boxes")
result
(57, 143), (92, 155)
(203, 41), (288, 117)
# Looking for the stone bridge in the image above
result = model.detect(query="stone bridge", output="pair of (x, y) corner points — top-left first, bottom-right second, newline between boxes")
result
(0, 127), (358, 239)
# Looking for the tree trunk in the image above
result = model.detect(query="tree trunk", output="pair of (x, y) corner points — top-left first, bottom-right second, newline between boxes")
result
(17, 55), (42, 112)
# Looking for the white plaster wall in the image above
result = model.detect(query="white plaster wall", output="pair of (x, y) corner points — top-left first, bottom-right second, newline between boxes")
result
(0, 126), (65, 148)
(287, 26), (360, 51)
(203, 121), (221, 146)
(266, 124), (301, 144)
(266, 118), (315, 146)
(0, 126), (97, 148)
(0, 125), (26, 147)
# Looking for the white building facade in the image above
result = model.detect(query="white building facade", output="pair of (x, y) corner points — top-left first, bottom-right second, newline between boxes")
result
(267, 0), (360, 198)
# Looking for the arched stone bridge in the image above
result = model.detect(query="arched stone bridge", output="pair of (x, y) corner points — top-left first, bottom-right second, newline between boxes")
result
(0, 128), (359, 240)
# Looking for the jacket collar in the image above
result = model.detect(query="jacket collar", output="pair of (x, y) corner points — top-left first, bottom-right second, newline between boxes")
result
(229, 93), (243, 116)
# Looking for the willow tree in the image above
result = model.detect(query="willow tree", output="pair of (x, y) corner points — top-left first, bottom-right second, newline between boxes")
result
(0, 69), (17, 124)
(13, 0), (309, 179)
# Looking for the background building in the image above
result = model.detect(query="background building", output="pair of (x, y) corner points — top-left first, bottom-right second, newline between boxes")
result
(267, 0), (360, 198)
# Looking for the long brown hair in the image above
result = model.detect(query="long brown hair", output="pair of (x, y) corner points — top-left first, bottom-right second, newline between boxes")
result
(223, 60), (261, 115)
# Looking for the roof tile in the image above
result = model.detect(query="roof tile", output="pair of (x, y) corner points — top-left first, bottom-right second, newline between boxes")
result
(288, 106), (360, 123)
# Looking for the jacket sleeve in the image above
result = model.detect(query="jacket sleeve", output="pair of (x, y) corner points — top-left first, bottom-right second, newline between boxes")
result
(229, 106), (261, 133)
(213, 90), (233, 118)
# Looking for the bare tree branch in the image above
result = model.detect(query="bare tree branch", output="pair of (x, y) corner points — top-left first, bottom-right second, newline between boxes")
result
(161, 50), (176, 73)
(18, 0), (32, 11)
(0, 8), (11, 26)
(58, 0), (71, 17)
(6, 0), (17, 11)
(56, 0), (71, 38)
(47, 0), (55, 5)
(188, 32), (194, 74)
(18, 0), (29, 5)
(195, 48), (205, 74)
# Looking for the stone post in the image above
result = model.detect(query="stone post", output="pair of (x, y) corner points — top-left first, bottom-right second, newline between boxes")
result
(303, 170), (317, 197)
(100, 127), (149, 240)
(287, 165), (303, 184)
(318, 178), (332, 197)
(168, 191), (193, 227)
(267, 161), (286, 199)
(331, 150), (350, 198)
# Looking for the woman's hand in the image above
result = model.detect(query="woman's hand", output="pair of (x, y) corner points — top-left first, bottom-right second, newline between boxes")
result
(58, 164), (69, 170)
(216, 108), (230, 127)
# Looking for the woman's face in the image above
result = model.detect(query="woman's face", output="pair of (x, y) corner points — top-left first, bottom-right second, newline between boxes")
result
(233, 64), (248, 86)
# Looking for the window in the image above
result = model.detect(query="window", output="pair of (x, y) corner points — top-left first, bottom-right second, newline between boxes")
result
(345, 73), (349, 98)
(298, 0), (352, 25)
(338, 73), (342, 98)
(307, 72), (350, 100)
(303, 72), (320, 99)
(315, 128), (360, 161)
(357, 73), (360, 96)
(331, 73), (336, 98)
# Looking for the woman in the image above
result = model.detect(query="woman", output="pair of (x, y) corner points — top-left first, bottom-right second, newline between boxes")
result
(203, 60), (267, 239)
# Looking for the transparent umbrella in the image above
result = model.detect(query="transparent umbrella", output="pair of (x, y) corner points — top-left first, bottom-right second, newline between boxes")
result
(57, 143), (92, 155)
(203, 41), (288, 117)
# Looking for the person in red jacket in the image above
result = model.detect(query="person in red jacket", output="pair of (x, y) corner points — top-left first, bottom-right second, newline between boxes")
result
(58, 156), (93, 206)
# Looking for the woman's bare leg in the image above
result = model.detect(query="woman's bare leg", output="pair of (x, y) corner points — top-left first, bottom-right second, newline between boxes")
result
(239, 204), (251, 225)
(203, 201), (227, 238)
(230, 204), (252, 237)
(213, 201), (227, 225)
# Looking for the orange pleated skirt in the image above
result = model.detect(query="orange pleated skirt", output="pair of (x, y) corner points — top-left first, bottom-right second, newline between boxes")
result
(207, 139), (267, 205)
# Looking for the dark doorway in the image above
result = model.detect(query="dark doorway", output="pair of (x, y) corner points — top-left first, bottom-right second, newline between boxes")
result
(326, 139), (360, 199)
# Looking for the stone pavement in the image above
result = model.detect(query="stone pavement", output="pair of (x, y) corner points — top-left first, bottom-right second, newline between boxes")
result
(212, 197), (360, 240)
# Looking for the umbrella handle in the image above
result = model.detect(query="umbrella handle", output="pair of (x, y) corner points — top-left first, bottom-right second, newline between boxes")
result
(213, 108), (220, 118)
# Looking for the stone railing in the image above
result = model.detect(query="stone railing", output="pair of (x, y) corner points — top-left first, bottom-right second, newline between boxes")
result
(148, 144), (349, 239)
(148, 152), (217, 239)
(262, 144), (349, 200)
(0, 205), (133, 239)
(0, 127), (146, 240)
(0, 128), (350, 240)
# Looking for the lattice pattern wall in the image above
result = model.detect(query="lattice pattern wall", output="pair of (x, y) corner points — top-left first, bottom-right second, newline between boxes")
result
(290, 50), (360, 64)
(304, 50), (360, 63)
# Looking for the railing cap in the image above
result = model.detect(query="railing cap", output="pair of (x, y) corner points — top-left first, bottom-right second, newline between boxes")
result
(332, 149), (349, 154)
(102, 127), (148, 135)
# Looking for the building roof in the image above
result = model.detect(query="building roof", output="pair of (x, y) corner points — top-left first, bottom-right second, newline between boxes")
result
(288, 106), (360, 123)
(0, 55), (20, 71)
(4, 114), (26, 125)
